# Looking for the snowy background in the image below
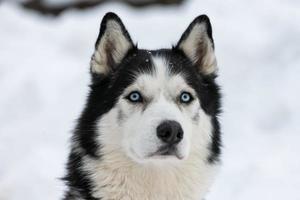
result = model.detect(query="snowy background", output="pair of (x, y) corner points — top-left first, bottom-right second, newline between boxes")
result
(1, 0), (300, 199)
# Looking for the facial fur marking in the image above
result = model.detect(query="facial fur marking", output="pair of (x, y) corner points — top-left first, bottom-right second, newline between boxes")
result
(192, 110), (200, 122)
(117, 108), (124, 123)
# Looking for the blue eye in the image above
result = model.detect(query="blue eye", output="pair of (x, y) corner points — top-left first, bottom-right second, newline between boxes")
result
(180, 92), (193, 104)
(127, 91), (143, 103)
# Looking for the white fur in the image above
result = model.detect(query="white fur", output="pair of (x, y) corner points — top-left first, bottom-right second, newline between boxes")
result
(91, 20), (132, 75)
(178, 23), (217, 75)
(82, 56), (218, 200)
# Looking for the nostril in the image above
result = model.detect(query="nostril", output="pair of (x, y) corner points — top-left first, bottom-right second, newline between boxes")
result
(160, 130), (171, 138)
(157, 125), (171, 139)
(177, 129), (183, 139)
(165, 131), (171, 138)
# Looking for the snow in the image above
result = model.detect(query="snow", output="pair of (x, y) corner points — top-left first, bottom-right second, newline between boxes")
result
(0, 0), (300, 199)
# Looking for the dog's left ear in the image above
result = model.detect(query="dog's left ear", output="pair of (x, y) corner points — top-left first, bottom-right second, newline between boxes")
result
(90, 12), (134, 75)
(176, 15), (217, 75)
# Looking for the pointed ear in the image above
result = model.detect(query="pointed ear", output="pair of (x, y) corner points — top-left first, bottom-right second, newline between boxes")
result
(90, 12), (134, 75)
(176, 15), (217, 75)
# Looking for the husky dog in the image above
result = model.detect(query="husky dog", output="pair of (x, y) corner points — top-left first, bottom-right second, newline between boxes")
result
(63, 12), (221, 200)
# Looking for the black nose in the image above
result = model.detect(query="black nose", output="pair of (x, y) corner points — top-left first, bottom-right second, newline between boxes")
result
(156, 120), (183, 145)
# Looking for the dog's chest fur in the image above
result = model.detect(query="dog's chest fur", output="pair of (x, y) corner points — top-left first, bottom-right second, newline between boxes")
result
(83, 150), (217, 200)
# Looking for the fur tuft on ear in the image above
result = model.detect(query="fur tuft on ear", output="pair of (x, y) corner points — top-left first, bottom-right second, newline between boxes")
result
(90, 12), (134, 75)
(176, 15), (217, 75)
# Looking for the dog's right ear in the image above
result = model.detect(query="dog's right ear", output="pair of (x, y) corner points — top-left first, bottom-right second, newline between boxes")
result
(90, 12), (134, 76)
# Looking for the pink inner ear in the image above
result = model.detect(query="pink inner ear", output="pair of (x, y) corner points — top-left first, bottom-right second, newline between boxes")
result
(177, 22), (217, 75)
(90, 17), (134, 75)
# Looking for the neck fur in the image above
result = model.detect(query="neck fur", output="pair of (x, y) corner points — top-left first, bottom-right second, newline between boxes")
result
(82, 147), (217, 200)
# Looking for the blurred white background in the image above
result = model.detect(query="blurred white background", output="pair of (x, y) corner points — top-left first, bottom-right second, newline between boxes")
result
(0, 0), (300, 199)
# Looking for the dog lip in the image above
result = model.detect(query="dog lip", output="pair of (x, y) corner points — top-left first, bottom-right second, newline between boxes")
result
(148, 145), (183, 159)
(159, 145), (175, 155)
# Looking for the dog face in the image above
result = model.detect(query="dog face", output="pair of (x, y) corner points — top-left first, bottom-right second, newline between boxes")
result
(77, 13), (221, 164)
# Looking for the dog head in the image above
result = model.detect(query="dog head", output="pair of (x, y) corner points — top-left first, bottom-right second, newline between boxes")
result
(77, 13), (221, 165)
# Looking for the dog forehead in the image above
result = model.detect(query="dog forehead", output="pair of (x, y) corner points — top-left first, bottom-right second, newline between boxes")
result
(131, 55), (190, 94)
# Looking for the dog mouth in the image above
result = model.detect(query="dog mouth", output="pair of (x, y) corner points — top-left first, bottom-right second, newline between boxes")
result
(148, 145), (183, 160)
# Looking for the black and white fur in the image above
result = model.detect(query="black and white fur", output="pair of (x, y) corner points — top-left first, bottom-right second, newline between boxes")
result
(63, 12), (221, 200)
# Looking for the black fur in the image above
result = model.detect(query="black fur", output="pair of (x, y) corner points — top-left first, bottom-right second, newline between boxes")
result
(63, 12), (222, 199)
(63, 151), (98, 200)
